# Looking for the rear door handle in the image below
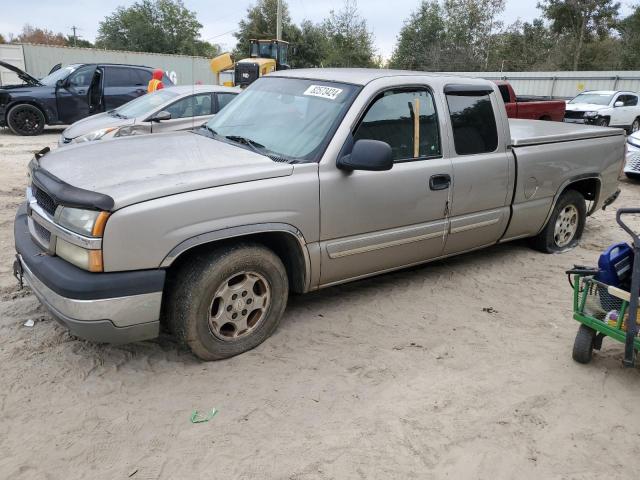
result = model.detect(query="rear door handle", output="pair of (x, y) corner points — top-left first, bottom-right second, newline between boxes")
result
(429, 174), (451, 191)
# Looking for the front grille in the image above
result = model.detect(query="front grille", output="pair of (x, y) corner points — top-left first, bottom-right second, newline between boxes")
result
(33, 185), (57, 216)
(627, 153), (640, 172)
(234, 63), (260, 87)
(564, 110), (585, 119)
(33, 220), (51, 244)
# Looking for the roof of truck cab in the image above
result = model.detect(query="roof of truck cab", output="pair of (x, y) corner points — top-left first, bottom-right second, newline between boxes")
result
(269, 68), (495, 87)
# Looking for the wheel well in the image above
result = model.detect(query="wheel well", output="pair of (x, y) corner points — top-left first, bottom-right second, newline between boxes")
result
(166, 231), (308, 294)
(563, 177), (600, 212)
(7, 101), (49, 123)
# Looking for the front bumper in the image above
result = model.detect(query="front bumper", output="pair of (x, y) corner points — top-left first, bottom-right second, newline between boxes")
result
(625, 145), (640, 174)
(14, 204), (165, 344)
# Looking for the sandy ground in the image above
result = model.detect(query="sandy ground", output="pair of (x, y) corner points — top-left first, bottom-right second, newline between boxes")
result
(1, 126), (640, 479)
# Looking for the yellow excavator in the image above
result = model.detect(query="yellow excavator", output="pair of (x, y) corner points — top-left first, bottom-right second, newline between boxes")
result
(210, 39), (290, 88)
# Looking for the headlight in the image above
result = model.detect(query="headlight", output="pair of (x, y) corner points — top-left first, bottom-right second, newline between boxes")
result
(114, 125), (148, 137)
(57, 207), (109, 237)
(628, 136), (640, 148)
(72, 127), (117, 143)
(584, 111), (599, 118)
(55, 237), (103, 272)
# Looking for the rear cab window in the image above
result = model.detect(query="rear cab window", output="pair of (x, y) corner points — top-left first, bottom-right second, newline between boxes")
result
(445, 86), (498, 155)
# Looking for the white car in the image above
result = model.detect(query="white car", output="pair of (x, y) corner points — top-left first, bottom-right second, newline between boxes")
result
(564, 90), (640, 133)
(59, 84), (241, 146)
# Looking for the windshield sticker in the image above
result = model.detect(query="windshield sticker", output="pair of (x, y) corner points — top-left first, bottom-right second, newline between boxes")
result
(303, 85), (343, 100)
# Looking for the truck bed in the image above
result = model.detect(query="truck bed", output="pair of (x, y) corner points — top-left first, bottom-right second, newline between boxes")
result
(509, 118), (624, 147)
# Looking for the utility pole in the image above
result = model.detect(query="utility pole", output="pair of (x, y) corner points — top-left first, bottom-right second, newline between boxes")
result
(70, 26), (78, 47)
(276, 0), (282, 41)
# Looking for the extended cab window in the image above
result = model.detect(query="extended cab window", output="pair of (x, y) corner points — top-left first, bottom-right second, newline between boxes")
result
(498, 85), (510, 104)
(446, 92), (498, 155)
(354, 89), (441, 161)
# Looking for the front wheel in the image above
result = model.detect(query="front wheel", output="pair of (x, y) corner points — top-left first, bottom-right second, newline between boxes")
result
(596, 117), (609, 127)
(7, 104), (45, 136)
(530, 190), (586, 253)
(165, 243), (289, 360)
(630, 118), (640, 134)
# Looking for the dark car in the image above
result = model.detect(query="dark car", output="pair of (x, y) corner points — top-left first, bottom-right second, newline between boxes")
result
(0, 62), (173, 136)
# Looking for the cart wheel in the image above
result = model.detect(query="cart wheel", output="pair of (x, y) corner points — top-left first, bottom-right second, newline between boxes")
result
(573, 324), (596, 364)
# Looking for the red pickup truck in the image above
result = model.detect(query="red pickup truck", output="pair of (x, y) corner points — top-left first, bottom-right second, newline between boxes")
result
(494, 81), (566, 121)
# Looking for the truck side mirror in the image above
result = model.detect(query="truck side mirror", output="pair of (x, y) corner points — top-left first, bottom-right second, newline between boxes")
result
(615, 101), (624, 107)
(152, 110), (171, 122)
(337, 139), (393, 172)
(56, 79), (65, 89)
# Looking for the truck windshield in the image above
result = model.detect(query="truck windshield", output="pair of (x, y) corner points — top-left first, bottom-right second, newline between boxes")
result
(569, 93), (614, 106)
(39, 65), (80, 86)
(114, 89), (179, 119)
(205, 77), (359, 162)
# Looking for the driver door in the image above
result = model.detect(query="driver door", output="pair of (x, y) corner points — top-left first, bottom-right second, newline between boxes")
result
(318, 87), (452, 286)
(56, 64), (97, 124)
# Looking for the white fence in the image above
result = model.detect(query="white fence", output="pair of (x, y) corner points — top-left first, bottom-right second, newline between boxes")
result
(444, 71), (640, 98)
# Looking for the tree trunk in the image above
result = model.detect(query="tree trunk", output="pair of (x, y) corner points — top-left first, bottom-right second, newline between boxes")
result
(573, 16), (586, 71)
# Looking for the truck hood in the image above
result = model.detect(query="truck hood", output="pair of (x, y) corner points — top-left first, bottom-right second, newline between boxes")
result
(565, 103), (608, 112)
(0, 60), (42, 87)
(62, 112), (134, 140)
(38, 131), (294, 209)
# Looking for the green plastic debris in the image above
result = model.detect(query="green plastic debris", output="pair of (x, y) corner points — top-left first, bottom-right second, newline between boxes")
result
(191, 408), (217, 423)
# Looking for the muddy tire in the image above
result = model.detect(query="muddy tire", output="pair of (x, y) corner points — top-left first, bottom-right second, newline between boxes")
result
(7, 104), (45, 136)
(530, 190), (586, 253)
(572, 324), (596, 364)
(166, 243), (288, 361)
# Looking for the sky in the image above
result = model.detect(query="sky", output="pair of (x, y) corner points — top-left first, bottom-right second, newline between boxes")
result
(0, 0), (635, 59)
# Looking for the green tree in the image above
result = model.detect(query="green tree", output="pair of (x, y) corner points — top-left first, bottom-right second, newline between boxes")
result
(321, 0), (376, 67)
(233, 0), (300, 60)
(0, 34), (5, 44)
(96, 0), (219, 56)
(487, 19), (557, 71)
(618, 5), (640, 68)
(65, 36), (94, 48)
(294, 20), (329, 68)
(390, 0), (505, 71)
(389, 1), (446, 70)
(538, 0), (620, 70)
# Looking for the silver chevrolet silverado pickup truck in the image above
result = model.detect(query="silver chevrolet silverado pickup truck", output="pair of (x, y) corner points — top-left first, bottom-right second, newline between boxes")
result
(13, 69), (623, 360)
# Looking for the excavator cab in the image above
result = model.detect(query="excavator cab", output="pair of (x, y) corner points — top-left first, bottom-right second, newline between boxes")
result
(249, 39), (290, 69)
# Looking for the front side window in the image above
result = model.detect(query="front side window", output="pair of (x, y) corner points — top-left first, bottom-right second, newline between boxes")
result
(205, 77), (359, 163)
(165, 96), (195, 119)
(619, 94), (638, 106)
(446, 93), (498, 155)
(354, 89), (441, 161)
(67, 65), (95, 88)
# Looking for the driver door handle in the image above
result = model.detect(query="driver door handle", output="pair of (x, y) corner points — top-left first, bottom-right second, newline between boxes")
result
(429, 174), (451, 191)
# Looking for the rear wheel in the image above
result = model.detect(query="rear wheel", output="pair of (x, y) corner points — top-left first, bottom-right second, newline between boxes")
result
(530, 190), (586, 253)
(7, 104), (45, 136)
(572, 324), (596, 364)
(166, 243), (289, 360)
(630, 118), (640, 134)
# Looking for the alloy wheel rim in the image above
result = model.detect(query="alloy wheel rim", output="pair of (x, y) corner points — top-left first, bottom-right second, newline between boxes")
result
(208, 271), (271, 341)
(14, 108), (40, 133)
(554, 204), (579, 247)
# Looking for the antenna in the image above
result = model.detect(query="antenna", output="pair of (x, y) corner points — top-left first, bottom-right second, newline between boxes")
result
(70, 25), (81, 47)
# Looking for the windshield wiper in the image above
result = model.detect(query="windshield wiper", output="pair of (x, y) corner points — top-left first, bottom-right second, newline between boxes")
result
(224, 135), (266, 155)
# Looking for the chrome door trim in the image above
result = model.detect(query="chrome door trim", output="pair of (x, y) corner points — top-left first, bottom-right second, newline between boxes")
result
(326, 222), (447, 259)
(449, 217), (501, 234)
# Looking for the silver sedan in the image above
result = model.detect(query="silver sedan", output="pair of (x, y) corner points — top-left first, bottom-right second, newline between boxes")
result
(59, 84), (240, 146)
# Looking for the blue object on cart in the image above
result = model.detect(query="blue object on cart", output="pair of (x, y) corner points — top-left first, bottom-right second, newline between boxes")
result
(596, 242), (633, 287)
